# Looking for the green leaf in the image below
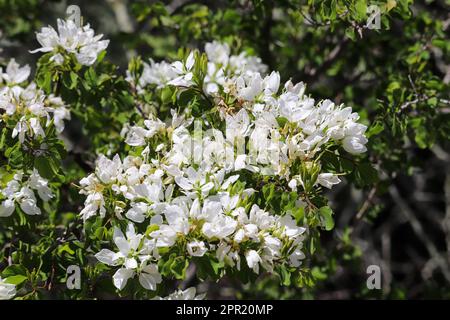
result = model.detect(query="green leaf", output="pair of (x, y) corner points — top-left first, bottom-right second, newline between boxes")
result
(58, 243), (75, 256)
(161, 86), (174, 104)
(353, 162), (378, 186)
(291, 206), (305, 223)
(170, 256), (189, 280)
(262, 183), (275, 203)
(276, 117), (288, 127)
(0, 127), (7, 150)
(279, 265), (291, 286)
(85, 68), (98, 87)
(319, 206), (335, 231)
(345, 27), (356, 41)
(354, 0), (367, 21)
(94, 226), (107, 240)
(310, 237), (316, 255)
(4, 275), (28, 285)
(34, 156), (57, 180)
(1, 265), (27, 278)
(311, 267), (328, 281)
(367, 121), (384, 137)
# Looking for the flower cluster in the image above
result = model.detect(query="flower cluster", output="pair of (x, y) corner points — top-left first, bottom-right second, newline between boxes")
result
(0, 169), (53, 217)
(0, 277), (16, 300)
(78, 40), (369, 294)
(0, 59), (70, 146)
(127, 42), (367, 183)
(82, 149), (306, 290)
(133, 41), (266, 94)
(30, 19), (109, 66)
(79, 40), (368, 294)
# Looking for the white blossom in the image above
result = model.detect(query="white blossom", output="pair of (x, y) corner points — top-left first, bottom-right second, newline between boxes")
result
(1, 59), (30, 85)
(0, 169), (53, 217)
(187, 240), (208, 257)
(79, 41), (369, 290)
(245, 250), (262, 274)
(30, 19), (109, 66)
(317, 173), (341, 189)
(153, 287), (205, 300)
(95, 223), (162, 291)
(0, 277), (16, 300)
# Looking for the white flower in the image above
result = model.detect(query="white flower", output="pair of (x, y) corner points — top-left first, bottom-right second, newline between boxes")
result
(150, 204), (190, 247)
(229, 52), (268, 76)
(204, 62), (225, 94)
(125, 202), (149, 223)
(342, 135), (368, 154)
(279, 215), (306, 239)
(96, 224), (161, 291)
(79, 192), (106, 221)
(168, 52), (195, 87)
(138, 59), (178, 89)
(112, 261), (162, 291)
(245, 250), (262, 273)
(189, 198), (222, 220)
(124, 126), (148, 147)
(0, 73), (70, 147)
(289, 248), (305, 267)
(0, 277), (16, 300)
(316, 173), (341, 189)
(236, 73), (263, 101)
(112, 268), (134, 290)
(288, 179), (297, 190)
(175, 167), (214, 196)
(153, 287), (205, 300)
(77, 39), (370, 284)
(150, 225), (177, 247)
(18, 193), (41, 216)
(29, 117), (45, 138)
(0, 170), (54, 218)
(0, 199), (15, 217)
(11, 117), (27, 144)
(225, 109), (250, 143)
(263, 235), (282, 259)
(202, 214), (237, 239)
(96, 154), (122, 184)
(30, 19), (109, 66)
(138, 262), (162, 290)
(29, 169), (53, 201)
(216, 243), (241, 269)
(263, 71), (280, 95)
(124, 119), (165, 147)
(187, 241), (207, 257)
(205, 41), (230, 65)
(95, 224), (142, 267)
(1, 59), (30, 85)
(49, 101), (71, 133)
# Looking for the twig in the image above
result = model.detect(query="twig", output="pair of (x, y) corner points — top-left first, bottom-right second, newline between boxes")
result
(389, 185), (450, 283)
(356, 186), (377, 220)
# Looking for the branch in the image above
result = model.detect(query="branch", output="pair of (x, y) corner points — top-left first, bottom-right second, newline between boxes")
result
(389, 185), (450, 283)
(355, 186), (377, 220)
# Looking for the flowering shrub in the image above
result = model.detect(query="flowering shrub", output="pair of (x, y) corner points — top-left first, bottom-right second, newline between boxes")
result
(0, 13), (375, 300)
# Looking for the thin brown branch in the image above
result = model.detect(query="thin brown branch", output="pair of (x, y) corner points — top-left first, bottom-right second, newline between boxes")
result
(356, 186), (377, 220)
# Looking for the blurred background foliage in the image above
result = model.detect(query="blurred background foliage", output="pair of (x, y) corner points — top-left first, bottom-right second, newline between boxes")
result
(1, 0), (449, 299)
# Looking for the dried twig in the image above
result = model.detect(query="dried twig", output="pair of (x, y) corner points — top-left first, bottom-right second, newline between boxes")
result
(356, 186), (377, 220)
(389, 185), (450, 283)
